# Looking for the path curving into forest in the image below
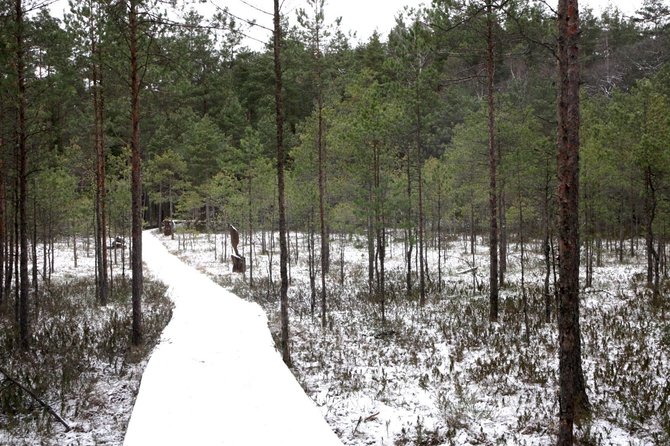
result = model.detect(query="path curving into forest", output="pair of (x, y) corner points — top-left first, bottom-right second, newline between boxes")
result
(123, 230), (343, 446)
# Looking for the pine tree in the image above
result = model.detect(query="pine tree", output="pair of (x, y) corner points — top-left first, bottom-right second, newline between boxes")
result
(274, 0), (291, 367)
(129, 0), (142, 346)
(556, 0), (590, 442)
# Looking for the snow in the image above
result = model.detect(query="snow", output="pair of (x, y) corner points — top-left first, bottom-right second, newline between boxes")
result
(123, 231), (343, 446)
(150, 230), (668, 445)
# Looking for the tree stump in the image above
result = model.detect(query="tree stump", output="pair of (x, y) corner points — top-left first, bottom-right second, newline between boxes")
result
(231, 254), (246, 273)
(162, 219), (174, 238)
(229, 224), (245, 273)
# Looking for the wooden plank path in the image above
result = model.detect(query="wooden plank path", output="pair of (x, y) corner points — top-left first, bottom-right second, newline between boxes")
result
(123, 231), (343, 446)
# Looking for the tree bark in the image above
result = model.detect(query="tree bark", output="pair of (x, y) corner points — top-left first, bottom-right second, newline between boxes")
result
(129, 0), (143, 346)
(498, 186), (507, 286)
(92, 5), (109, 306)
(544, 159), (552, 323)
(274, 0), (292, 367)
(367, 188), (374, 296)
(16, 0), (30, 350)
(317, 54), (328, 328)
(308, 211), (316, 315)
(0, 159), (5, 307)
(405, 146), (413, 295)
(644, 166), (659, 294)
(557, 0), (590, 443)
(248, 176), (254, 287)
(374, 141), (386, 324)
(486, 0), (499, 322)
(416, 78), (426, 307)
(437, 176), (442, 293)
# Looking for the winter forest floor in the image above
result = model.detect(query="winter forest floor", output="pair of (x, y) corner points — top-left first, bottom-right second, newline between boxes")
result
(1, 228), (669, 445)
(0, 241), (173, 445)
(161, 229), (669, 446)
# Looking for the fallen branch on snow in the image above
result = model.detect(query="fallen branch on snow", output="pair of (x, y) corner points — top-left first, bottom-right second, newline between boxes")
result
(0, 366), (71, 432)
(457, 267), (478, 275)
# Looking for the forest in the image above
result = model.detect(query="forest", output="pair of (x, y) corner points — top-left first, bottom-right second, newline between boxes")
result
(1, 0), (669, 444)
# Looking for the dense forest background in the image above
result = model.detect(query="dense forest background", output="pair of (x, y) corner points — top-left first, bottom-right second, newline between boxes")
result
(2, 0), (669, 309)
(1, 0), (669, 339)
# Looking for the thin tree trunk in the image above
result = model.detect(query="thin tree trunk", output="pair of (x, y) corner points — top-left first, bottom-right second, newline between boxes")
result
(557, 0), (590, 442)
(5, 212), (13, 305)
(92, 9), (109, 306)
(470, 203), (476, 294)
(544, 159), (552, 323)
(406, 146), (413, 295)
(48, 216), (53, 283)
(416, 80), (426, 306)
(31, 186), (37, 295)
(309, 211), (316, 315)
(584, 192), (593, 288)
(248, 176), (254, 288)
(437, 180), (442, 294)
(499, 187), (507, 285)
(129, 0), (143, 346)
(73, 224), (78, 268)
(318, 100), (328, 327)
(274, 0), (291, 367)
(14, 197), (19, 323)
(16, 0), (30, 349)
(519, 191), (529, 344)
(374, 141), (386, 325)
(644, 167), (659, 293)
(367, 192), (374, 297)
(268, 218), (274, 297)
(486, 0), (499, 323)
(0, 160), (5, 307)
(339, 232), (344, 286)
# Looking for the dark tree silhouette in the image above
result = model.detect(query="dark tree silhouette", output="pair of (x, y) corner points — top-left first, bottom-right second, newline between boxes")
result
(486, 0), (499, 322)
(15, 0), (29, 349)
(556, 0), (590, 443)
(274, 0), (291, 368)
(130, 0), (143, 346)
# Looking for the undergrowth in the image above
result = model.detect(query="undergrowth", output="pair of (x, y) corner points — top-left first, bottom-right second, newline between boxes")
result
(173, 232), (670, 445)
(0, 275), (173, 445)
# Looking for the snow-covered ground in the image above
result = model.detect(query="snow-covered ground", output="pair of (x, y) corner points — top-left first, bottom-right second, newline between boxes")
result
(0, 238), (172, 446)
(2, 228), (667, 445)
(156, 229), (669, 445)
(123, 231), (343, 445)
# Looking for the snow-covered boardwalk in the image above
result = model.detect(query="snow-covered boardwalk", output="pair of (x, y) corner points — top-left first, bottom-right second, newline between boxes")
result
(123, 231), (343, 446)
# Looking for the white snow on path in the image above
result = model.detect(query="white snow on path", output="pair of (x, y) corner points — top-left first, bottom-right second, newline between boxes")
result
(123, 231), (343, 446)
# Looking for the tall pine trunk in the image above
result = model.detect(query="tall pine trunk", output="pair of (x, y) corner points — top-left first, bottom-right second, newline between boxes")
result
(248, 176), (254, 288)
(498, 186), (507, 286)
(0, 159), (5, 307)
(557, 0), (590, 442)
(543, 158), (553, 323)
(416, 81), (426, 307)
(274, 0), (291, 367)
(405, 145), (413, 295)
(374, 141), (386, 324)
(317, 62), (328, 328)
(16, 0), (30, 349)
(486, 0), (499, 322)
(644, 167), (659, 294)
(92, 9), (109, 306)
(129, 0), (143, 346)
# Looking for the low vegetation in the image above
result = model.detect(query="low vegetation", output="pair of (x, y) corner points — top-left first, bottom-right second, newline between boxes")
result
(171, 230), (669, 445)
(0, 273), (173, 445)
